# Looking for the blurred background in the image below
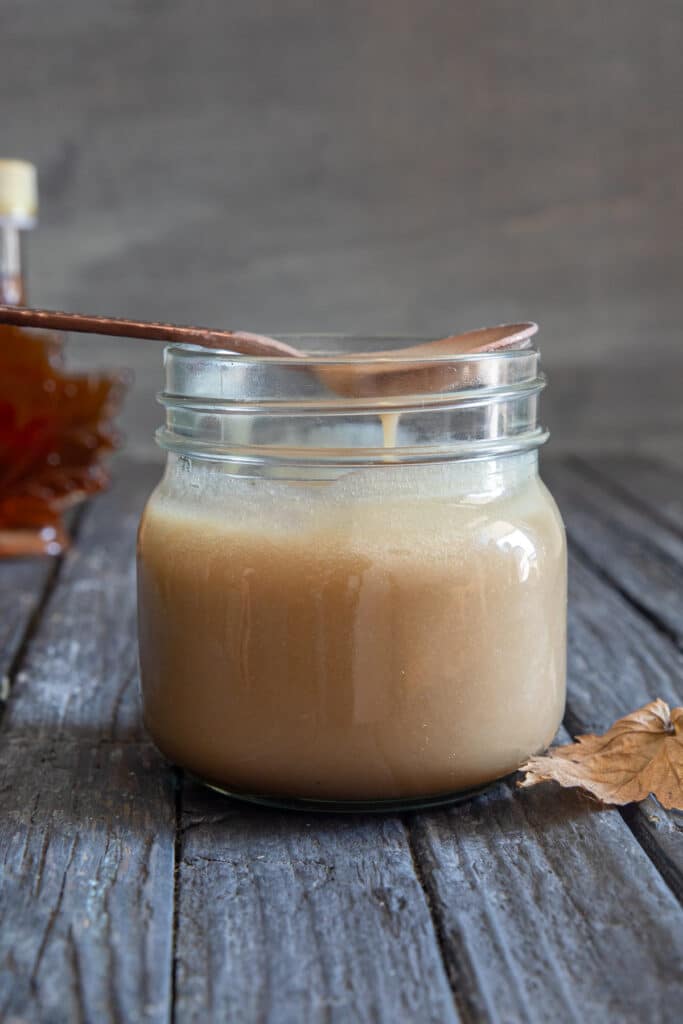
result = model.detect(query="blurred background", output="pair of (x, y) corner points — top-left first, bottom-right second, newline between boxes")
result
(3, 0), (682, 460)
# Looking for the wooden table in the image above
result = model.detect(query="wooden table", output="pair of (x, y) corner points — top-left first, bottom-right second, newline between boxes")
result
(1, 455), (682, 1023)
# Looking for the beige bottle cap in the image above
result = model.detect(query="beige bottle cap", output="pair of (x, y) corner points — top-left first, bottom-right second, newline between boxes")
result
(0, 159), (38, 225)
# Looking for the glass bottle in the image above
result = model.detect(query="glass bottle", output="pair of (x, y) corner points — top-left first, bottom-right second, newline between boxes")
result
(0, 159), (33, 305)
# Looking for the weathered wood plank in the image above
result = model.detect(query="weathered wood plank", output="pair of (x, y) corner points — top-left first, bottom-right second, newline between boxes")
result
(0, 508), (81, 693)
(174, 784), (460, 1024)
(175, 455), (683, 1023)
(545, 455), (683, 900)
(175, 549), (683, 1024)
(578, 454), (683, 538)
(566, 552), (683, 731)
(0, 460), (174, 1024)
(0, 556), (56, 696)
(622, 796), (683, 907)
(565, 550), (683, 899)
(4, 454), (683, 1024)
(403, 459), (683, 1021)
(409, 770), (683, 1024)
(542, 457), (683, 643)
(3, 465), (159, 741)
(0, 737), (174, 1024)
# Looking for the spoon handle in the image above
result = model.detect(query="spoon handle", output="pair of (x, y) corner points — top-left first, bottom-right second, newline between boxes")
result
(0, 304), (300, 358)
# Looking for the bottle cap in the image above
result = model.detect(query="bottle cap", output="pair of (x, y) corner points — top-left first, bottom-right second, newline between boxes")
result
(0, 160), (38, 226)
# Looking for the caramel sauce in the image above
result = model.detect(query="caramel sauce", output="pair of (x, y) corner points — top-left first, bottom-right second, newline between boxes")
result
(138, 462), (566, 802)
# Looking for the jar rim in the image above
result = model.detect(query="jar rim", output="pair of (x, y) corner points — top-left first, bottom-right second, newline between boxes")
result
(164, 335), (537, 367)
(158, 337), (548, 466)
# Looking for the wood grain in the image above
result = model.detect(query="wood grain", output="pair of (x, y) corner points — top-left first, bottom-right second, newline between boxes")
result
(578, 455), (683, 539)
(403, 462), (683, 1022)
(0, 557), (56, 697)
(173, 458), (683, 1023)
(4, 2), (682, 358)
(2, 456), (683, 1023)
(543, 460), (683, 901)
(622, 794), (683, 907)
(564, 551), (683, 900)
(4, 3), (683, 460)
(0, 461), (174, 1024)
(542, 458), (683, 643)
(2, 465), (160, 742)
(408, 757), (683, 1024)
(174, 787), (459, 1024)
(565, 552), (683, 731)
(0, 737), (174, 1023)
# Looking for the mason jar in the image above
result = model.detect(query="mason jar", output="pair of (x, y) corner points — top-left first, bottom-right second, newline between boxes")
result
(137, 335), (567, 811)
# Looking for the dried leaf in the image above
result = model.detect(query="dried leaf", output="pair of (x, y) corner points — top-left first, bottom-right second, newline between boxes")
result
(518, 699), (683, 809)
(0, 323), (124, 556)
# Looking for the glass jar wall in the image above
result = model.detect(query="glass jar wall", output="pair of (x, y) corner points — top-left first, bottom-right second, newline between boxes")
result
(137, 337), (567, 810)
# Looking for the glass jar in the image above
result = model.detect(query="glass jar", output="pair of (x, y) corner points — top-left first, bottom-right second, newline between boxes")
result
(137, 336), (567, 811)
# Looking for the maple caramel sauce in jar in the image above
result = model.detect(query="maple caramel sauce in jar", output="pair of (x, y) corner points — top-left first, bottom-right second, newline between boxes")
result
(137, 337), (567, 810)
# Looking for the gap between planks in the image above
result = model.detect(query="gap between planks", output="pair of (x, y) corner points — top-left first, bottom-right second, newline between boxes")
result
(403, 819), (472, 1023)
(562, 542), (683, 905)
(544, 456), (683, 903)
(0, 505), (86, 723)
(171, 766), (183, 1024)
(564, 478), (681, 649)
(546, 455), (683, 648)
(397, 455), (683, 1022)
(571, 454), (683, 545)
(0, 462), (175, 1024)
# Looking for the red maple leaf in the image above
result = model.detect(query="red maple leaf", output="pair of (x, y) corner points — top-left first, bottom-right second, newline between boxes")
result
(0, 324), (125, 555)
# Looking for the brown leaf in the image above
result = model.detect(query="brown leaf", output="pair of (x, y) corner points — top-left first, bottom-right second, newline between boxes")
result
(518, 699), (683, 809)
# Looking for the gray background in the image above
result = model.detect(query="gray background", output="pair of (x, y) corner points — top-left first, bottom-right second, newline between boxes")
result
(3, 0), (682, 459)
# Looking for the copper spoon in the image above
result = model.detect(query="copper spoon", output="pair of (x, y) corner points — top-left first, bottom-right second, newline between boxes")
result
(0, 304), (303, 358)
(0, 304), (537, 396)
